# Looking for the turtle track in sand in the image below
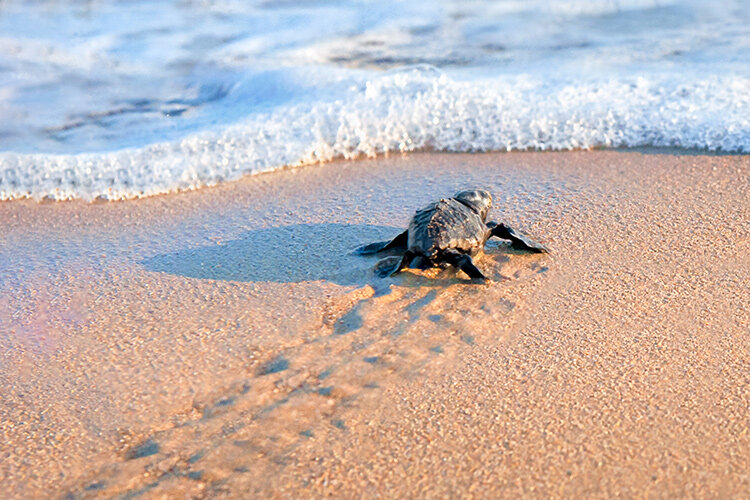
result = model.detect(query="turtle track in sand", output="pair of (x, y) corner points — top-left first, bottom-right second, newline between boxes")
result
(63, 247), (549, 498)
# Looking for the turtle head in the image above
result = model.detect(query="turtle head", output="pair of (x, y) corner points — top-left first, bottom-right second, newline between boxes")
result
(453, 189), (493, 221)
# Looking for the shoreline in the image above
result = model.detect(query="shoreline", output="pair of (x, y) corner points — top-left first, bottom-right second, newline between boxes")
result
(2, 145), (746, 204)
(1, 150), (748, 498)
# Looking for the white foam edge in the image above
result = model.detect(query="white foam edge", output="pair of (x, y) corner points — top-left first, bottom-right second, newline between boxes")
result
(1, 70), (748, 201)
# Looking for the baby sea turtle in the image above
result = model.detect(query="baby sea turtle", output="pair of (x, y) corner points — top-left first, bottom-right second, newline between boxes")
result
(356, 189), (548, 281)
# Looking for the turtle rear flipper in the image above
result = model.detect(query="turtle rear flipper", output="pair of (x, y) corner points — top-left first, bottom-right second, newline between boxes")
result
(489, 222), (548, 253)
(441, 249), (486, 281)
(355, 230), (408, 255)
(373, 252), (414, 278)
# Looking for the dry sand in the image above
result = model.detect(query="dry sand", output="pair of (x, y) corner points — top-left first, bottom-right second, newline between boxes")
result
(0, 151), (748, 498)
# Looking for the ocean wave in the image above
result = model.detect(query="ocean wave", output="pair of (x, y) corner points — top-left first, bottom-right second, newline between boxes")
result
(1, 69), (748, 201)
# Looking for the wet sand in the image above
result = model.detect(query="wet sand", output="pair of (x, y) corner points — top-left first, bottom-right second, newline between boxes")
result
(0, 151), (748, 498)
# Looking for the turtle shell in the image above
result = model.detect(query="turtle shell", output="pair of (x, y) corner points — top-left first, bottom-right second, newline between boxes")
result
(407, 198), (489, 258)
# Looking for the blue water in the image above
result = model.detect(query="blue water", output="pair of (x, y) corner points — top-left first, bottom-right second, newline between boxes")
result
(0, 0), (748, 200)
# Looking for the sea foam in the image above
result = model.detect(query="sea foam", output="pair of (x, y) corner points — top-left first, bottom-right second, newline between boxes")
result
(1, 69), (748, 200)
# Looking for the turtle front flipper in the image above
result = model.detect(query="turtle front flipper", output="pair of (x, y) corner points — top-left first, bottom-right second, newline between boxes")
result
(488, 222), (548, 253)
(355, 230), (408, 255)
(441, 249), (486, 281)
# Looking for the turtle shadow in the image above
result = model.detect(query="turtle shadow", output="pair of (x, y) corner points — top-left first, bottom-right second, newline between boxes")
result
(140, 223), (404, 286)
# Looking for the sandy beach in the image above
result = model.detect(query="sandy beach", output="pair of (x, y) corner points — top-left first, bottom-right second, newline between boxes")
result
(1, 150), (748, 498)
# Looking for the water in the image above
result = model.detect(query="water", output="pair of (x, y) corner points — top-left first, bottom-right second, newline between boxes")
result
(0, 0), (748, 200)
